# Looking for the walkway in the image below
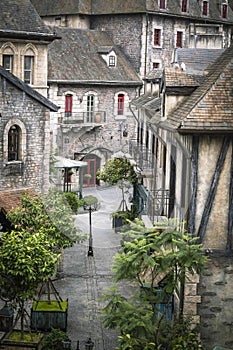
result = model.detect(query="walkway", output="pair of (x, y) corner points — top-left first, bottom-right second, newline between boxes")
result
(54, 186), (127, 350)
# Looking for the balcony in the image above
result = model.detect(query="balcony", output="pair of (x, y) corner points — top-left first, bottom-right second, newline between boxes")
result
(59, 111), (106, 125)
(129, 140), (154, 176)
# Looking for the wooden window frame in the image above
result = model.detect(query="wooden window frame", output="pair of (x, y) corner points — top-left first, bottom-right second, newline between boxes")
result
(159, 0), (166, 9)
(154, 29), (161, 47)
(181, 0), (188, 12)
(222, 4), (227, 18)
(8, 125), (20, 161)
(24, 55), (34, 84)
(65, 95), (73, 117)
(202, 1), (208, 16)
(109, 55), (116, 67)
(176, 31), (183, 48)
(3, 54), (13, 73)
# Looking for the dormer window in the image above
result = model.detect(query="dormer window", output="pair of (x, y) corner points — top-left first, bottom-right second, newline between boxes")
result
(202, 1), (208, 16)
(109, 55), (116, 67)
(222, 3), (228, 18)
(98, 46), (117, 68)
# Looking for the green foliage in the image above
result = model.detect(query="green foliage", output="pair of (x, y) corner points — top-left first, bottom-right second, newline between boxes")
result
(42, 329), (68, 350)
(101, 220), (208, 350)
(63, 192), (84, 213)
(97, 157), (137, 185)
(83, 195), (98, 207)
(0, 229), (59, 301)
(7, 190), (83, 250)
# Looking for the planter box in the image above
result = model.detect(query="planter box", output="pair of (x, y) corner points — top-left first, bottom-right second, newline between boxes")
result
(30, 300), (68, 332)
(112, 216), (124, 232)
(1, 330), (44, 350)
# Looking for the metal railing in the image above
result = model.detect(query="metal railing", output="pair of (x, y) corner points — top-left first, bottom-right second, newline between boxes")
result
(129, 140), (153, 172)
(147, 189), (171, 224)
(60, 111), (106, 124)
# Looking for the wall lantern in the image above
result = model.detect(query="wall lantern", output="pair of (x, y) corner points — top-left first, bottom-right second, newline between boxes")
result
(84, 337), (94, 350)
(122, 127), (128, 137)
(0, 304), (14, 332)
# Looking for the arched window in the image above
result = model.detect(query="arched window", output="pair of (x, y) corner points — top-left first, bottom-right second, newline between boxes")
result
(117, 94), (124, 115)
(8, 125), (21, 161)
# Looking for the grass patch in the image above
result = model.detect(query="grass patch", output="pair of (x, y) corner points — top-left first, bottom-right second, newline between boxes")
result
(32, 300), (68, 312)
(7, 330), (44, 343)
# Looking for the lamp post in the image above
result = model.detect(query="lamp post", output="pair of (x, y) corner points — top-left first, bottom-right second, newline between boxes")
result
(83, 196), (98, 257)
(62, 337), (72, 349)
(84, 337), (94, 350)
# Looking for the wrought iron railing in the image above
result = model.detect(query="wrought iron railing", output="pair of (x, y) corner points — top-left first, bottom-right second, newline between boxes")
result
(59, 111), (106, 124)
(147, 189), (172, 224)
(129, 140), (153, 171)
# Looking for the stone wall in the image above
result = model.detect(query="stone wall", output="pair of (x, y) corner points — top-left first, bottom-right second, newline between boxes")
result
(0, 76), (50, 193)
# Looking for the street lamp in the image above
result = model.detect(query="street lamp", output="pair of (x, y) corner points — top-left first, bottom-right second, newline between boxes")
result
(83, 196), (98, 257)
(84, 337), (94, 350)
(62, 337), (71, 349)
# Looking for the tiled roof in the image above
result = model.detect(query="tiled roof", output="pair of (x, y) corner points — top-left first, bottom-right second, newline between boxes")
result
(0, 188), (36, 214)
(0, 0), (54, 37)
(48, 27), (141, 85)
(0, 66), (59, 112)
(175, 48), (225, 76)
(162, 45), (233, 133)
(165, 67), (199, 87)
(32, 0), (233, 23)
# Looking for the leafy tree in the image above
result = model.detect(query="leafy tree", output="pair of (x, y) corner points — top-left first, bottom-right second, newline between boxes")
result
(101, 219), (207, 349)
(7, 189), (83, 250)
(97, 157), (137, 211)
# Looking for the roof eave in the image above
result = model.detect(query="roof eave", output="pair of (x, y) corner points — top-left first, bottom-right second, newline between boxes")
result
(0, 29), (60, 42)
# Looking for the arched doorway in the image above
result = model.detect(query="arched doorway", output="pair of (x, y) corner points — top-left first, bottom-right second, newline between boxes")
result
(82, 154), (101, 188)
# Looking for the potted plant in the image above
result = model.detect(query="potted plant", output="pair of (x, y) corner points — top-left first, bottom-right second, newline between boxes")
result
(97, 157), (137, 231)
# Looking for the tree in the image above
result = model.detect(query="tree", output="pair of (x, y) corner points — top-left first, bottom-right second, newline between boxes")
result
(97, 157), (137, 211)
(101, 219), (207, 349)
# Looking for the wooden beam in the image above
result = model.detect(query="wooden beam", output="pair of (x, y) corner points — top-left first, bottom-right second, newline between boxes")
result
(226, 140), (233, 251)
(188, 135), (199, 236)
(197, 137), (230, 243)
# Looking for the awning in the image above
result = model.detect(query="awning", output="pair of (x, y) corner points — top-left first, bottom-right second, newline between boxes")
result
(54, 156), (88, 169)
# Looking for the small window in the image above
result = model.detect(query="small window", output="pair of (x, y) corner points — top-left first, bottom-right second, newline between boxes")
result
(154, 29), (161, 46)
(3, 55), (13, 73)
(8, 125), (20, 161)
(159, 0), (166, 9)
(222, 4), (227, 18)
(202, 1), (208, 16)
(109, 55), (116, 67)
(87, 94), (95, 122)
(181, 0), (188, 12)
(118, 94), (124, 115)
(176, 31), (183, 48)
(65, 95), (73, 117)
(153, 62), (160, 69)
(24, 56), (34, 84)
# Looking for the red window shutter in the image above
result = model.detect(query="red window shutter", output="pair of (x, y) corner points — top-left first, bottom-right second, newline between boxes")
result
(176, 32), (183, 48)
(222, 4), (227, 18)
(65, 95), (73, 113)
(154, 29), (161, 46)
(181, 0), (187, 12)
(202, 1), (208, 16)
(118, 94), (124, 115)
(159, 0), (165, 9)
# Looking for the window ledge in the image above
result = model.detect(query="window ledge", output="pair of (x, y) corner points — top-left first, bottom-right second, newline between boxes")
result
(3, 161), (23, 176)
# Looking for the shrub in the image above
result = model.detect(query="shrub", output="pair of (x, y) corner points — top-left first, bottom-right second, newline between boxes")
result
(43, 329), (68, 350)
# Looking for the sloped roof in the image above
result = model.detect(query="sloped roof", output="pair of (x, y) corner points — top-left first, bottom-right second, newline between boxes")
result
(0, 66), (59, 112)
(32, 0), (233, 23)
(162, 45), (233, 133)
(30, 0), (91, 16)
(0, 0), (56, 40)
(0, 188), (36, 214)
(165, 67), (199, 87)
(175, 48), (225, 76)
(48, 27), (141, 86)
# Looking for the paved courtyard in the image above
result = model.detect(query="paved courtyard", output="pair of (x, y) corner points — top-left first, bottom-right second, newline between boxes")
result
(54, 186), (128, 350)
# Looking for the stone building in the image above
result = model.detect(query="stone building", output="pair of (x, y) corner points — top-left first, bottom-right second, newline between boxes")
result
(0, 1), (58, 194)
(131, 45), (233, 349)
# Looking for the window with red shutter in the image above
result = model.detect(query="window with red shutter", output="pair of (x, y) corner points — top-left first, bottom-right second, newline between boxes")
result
(154, 29), (161, 46)
(118, 94), (124, 115)
(153, 62), (160, 69)
(65, 95), (73, 117)
(176, 31), (183, 48)
(202, 1), (208, 16)
(159, 0), (166, 9)
(181, 0), (187, 12)
(222, 4), (227, 18)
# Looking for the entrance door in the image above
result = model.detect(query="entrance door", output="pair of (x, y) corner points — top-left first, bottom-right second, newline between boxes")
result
(82, 154), (101, 188)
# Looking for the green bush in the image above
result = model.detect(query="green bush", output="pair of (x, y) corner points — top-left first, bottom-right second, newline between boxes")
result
(42, 329), (68, 350)
(63, 192), (83, 213)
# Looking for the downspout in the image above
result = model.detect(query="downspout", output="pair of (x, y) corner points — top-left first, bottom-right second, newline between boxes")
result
(143, 13), (149, 94)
